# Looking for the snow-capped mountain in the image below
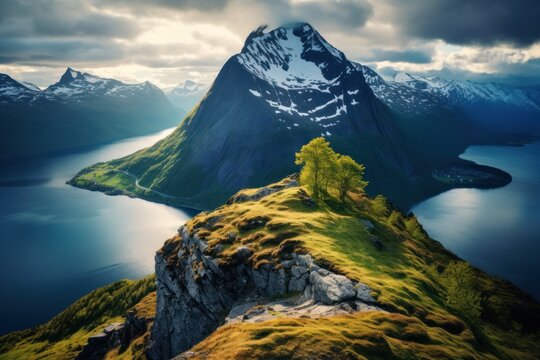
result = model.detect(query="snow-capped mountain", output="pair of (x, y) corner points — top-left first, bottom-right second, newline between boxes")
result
(20, 81), (40, 92)
(79, 22), (490, 211)
(163, 80), (207, 112)
(0, 74), (39, 103)
(234, 23), (373, 137)
(357, 64), (451, 116)
(46, 68), (164, 102)
(393, 72), (540, 110)
(0, 68), (180, 161)
(391, 72), (540, 133)
(356, 64), (475, 155)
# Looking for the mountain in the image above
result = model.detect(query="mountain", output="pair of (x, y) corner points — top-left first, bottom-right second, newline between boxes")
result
(163, 80), (208, 112)
(0, 69), (181, 163)
(3, 176), (540, 359)
(70, 23), (508, 211)
(0, 73), (39, 103)
(392, 72), (540, 134)
(358, 64), (477, 156)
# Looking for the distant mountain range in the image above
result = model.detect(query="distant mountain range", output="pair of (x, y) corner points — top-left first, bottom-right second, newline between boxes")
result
(0, 68), (181, 163)
(390, 71), (540, 134)
(163, 80), (208, 113)
(71, 23), (513, 210)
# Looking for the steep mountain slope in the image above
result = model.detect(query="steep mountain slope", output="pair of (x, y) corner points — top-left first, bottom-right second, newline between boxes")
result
(393, 72), (540, 134)
(72, 23), (507, 211)
(0, 277), (155, 360)
(163, 80), (208, 113)
(0, 69), (181, 162)
(6, 177), (539, 359)
(0, 74), (41, 104)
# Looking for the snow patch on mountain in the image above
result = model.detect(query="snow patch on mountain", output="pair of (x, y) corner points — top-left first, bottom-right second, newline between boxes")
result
(1, 68), (167, 106)
(393, 72), (540, 110)
(356, 63), (450, 116)
(249, 89), (262, 97)
(163, 80), (208, 111)
(237, 23), (348, 91)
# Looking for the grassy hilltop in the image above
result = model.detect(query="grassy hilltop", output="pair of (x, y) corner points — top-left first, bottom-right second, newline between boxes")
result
(4, 139), (539, 359)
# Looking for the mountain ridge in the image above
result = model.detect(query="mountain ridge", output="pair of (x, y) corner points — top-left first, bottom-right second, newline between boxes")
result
(4, 174), (540, 359)
(70, 23), (510, 211)
(0, 68), (181, 162)
(162, 80), (208, 113)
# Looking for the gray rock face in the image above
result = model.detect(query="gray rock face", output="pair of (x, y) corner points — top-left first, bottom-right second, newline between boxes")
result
(76, 310), (150, 360)
(309, 271), (357, 304)
(148, 226), (376, 359)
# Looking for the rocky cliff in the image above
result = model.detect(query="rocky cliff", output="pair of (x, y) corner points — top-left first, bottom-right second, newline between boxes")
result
(2, 175), (540, 359)
(148, 213), (379, 359)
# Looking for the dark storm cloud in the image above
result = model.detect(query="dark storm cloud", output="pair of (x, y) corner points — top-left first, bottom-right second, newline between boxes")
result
(1, 0), (538, 87)
(95, 0), (230, 13)
(388, 0), (540, 47)
(32, 13), (139, 38)
(0, 38), (127, 64)
(0, 0), (140, 39)
(367, 49), (432, 64)
(279, 0), (373, 30)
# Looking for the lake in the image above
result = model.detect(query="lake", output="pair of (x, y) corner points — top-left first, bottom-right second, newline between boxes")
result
(0, 128), (197, 335)
(413, 141), (540, 300)
(2, 133), (539, 335)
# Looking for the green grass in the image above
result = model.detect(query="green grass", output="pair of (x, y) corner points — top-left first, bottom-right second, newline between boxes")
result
(4, 177), (540, 359)
(175, 180), (540, 359)
(0, 277), (156, 360)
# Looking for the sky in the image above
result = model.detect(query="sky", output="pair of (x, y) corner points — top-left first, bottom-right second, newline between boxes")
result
(0, 0), (539, 89)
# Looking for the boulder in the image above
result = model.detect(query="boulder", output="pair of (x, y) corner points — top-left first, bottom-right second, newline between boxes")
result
(309, 271), (357, 305)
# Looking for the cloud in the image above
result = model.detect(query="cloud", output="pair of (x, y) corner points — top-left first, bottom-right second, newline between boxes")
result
(0, 0), (538, 88)
(0, 0), (140, 39)
(277, 0), (373, 30)
(386, 0), (540, 47)
(96, 0), (231, 14)
(0, 38), (127, 64)
(365, 49), (433, 64)
(375, 57), (540, 87)
(32, 13), (139, 38)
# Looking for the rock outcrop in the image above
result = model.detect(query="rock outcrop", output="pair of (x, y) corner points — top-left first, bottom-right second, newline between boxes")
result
(76, 309), (151, 359)
(147, 225), (378, 359)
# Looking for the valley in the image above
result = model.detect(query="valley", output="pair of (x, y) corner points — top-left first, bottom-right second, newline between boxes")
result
(1, 5), (539, 359)
(70, 23), (515, 213)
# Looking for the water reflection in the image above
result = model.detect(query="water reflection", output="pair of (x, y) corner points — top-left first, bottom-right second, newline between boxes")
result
(0, 128), (197, 334)
(413, 141), (540, 299)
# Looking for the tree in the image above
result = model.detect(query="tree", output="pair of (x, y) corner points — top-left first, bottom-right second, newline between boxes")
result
(334, 155), (368, 203)
(405, 215), (425, 240)
(295, 137), (337, 198)
(372, 195), (389, 217)
(441, 262), (482, 321)
(387, 210), (402, 227)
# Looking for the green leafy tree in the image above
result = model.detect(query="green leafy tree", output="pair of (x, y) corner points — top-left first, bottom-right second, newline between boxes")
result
(295, 137), (337, 198)
(372, 195), (389, 217)
(441, 262), (482, 321)
(387, 210), (402, 227)
(334, 155), (368, 203)
(405, 216), (425, 240)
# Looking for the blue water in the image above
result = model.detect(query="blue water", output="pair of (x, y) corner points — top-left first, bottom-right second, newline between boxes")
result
(413, 141), (540, 299)
(0, 128), (197, 335)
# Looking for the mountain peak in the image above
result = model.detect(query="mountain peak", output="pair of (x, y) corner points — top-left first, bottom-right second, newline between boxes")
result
(282, 21), (314, 32)
(237, 23), (349, 90)
(393, 72), (416, 83)
(59, 67), (83, 84)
